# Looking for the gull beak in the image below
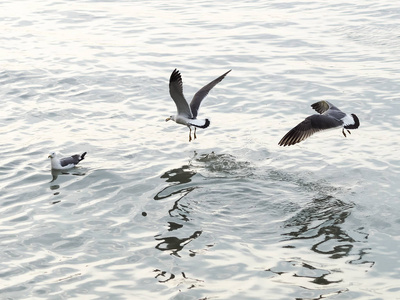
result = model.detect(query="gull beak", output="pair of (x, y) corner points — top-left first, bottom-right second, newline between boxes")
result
(165, 117), (171, 122)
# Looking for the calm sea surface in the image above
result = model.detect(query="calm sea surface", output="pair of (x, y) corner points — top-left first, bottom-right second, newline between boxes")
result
(1, 1), (400, 299)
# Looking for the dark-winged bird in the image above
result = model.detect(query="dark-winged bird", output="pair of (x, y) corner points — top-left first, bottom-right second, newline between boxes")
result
(278, 101), (360, 146)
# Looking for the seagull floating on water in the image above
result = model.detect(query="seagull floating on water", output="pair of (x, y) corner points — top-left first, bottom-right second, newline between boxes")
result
(48, 151), (87, 170)
(166, 68), (231, 142)
(278, 101), (360, 147)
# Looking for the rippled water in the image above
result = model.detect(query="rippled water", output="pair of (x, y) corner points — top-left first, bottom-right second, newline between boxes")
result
(1, 0), (400, 299)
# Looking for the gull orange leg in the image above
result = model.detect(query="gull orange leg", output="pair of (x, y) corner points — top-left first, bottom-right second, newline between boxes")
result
(194, 127), (197, 140)
(189, 127), (192, 142)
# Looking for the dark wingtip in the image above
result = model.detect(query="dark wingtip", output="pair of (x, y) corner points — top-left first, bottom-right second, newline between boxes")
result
(344, 114), (360, 129)
(278, 135), (291, 147)
(352, 114), (360, 128)
(278, 137), (296, 147)
(189, 119), (210, 129)
(221, 69), (232, 79)
(80, 152), (87, 161)
(310, 101), (329, 114)
(278, 139), (288, 146)
(170, 68), (181, 83)
(201, 119), (210, 129)
(278, 128), (307, 147)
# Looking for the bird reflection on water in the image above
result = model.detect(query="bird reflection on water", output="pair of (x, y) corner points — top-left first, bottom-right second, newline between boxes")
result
(153, 164), (198, 220)
(283, 195), (373, 268)
(282, 195), (356, 259)
(49, 169), (87, 204)
(153, 163), (206, 286)
(264, 195), (373, 297)
(155, 231), (202, 257)
(153, 152), (252, 259)
(154, 164), (201, 251)
(151, 154), (375, 295)
(50, 168), (86, 182)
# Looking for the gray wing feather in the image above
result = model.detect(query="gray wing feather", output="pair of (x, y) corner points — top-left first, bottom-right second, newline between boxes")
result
(190, 70), (231, 118)
(59, 152), (86, 167)
(169, 69), (193, 118)
(311, 101), (340, 114)
(60, 155), (80, 167)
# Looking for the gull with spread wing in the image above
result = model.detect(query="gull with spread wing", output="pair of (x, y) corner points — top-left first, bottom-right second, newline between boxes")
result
(278, 101), (360, 146)
(166, 68), (231, 142)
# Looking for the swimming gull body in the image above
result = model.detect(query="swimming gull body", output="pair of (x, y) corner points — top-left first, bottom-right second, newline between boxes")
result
(166, 68), (231, 142)
(278, 101), (360, 146)
(48, 151), (87, 170)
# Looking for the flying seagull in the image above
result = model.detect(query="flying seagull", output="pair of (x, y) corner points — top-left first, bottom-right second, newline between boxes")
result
(278, 101), (360, 146)
(48, 151), (87, 170)
(166, 68), (231, 142)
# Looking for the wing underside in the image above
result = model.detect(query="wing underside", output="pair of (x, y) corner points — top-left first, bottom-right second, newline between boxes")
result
(278, 114), (342, 146)
(169, 69), (193, 118)
(190, 70), (231, 118)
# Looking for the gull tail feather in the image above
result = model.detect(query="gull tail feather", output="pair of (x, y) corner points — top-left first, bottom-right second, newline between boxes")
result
(188, 119), (210, 129)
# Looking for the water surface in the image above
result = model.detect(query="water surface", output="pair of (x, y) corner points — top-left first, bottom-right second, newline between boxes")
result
(1, 0), (400, 299)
